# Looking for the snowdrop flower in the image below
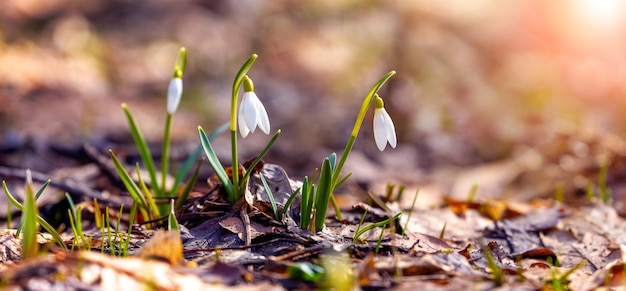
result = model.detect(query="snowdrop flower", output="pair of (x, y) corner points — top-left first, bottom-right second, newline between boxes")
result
(167, 76), (183, 114)
(166, 48), (186, 114)
(373, 95), (397, 151)
(238, 76), (270, 138)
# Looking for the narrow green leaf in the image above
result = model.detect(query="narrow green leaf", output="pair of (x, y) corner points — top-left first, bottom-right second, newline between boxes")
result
(22, 171), (39, 259)
(353, 213), (401, 242)
(353, 208), (369, 242)
(480, 241), (504, 286)
(300, 176), (311, 229)
(314, 158), (333, 232)
(121, 104), (160, 197)
(198, 126), (234, 201)
(334, 173), (352, 190)
(374, 222), (387, 254)
(240, 130), (281, 190)
(439, 222), (447, 239)
(16, 179), (51, 237)
(3, 181), (66, 249)
(115, 205), (123, 256)
(6, 200), (12, 230)
(168, 199), (179, 231)
(34, 179), (51, 200)
(123, 202), (138, 257)
(109, 150), (149, 213)
(93, 199), (102, 229)
(65, 193), (86, 246)
(282, 187), (301, 217)
(260, 174), (279, 220)
(328, 153), (337, 171)
(135, 163), (160, 219)
(287, 262), (325, 282)
(171, 122), (229, 197)
(402, 189), (419, 236)
(175, 160), (202, 210)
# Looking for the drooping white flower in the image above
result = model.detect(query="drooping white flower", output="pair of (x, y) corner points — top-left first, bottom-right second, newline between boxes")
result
(373, 95), (397, 151)
(167, 77), (183, 114)
(238, 76), (270, 138)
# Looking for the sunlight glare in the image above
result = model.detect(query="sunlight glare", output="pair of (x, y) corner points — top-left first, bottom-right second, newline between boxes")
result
(573, 0), (626, 29)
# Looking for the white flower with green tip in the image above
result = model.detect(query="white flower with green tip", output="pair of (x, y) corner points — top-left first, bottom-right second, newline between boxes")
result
(238, 76), (270, 138)
(373, 95), (397, 151)
(167, 77), (183, 114)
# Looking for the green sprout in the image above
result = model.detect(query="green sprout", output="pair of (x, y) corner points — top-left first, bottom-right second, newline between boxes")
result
(598, 160), (611, 204)
(3, 179), (66, 250)
(168, 199), (179, 231)
(479, 241), (504, 286)
(402, 188), (419, 236)
(21, 170), (39, 259)
(66, 193), (88, 250)
(545, 259), (586, 290)
(353, 213), (401, 243)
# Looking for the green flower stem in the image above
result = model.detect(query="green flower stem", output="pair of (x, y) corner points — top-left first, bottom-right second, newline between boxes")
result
(230, 130), (239, 199)
(230, 54), (258, 200)
(332, 71), (395, 186)
(161, 112), (172, 206)
(330, 71), (396, 219)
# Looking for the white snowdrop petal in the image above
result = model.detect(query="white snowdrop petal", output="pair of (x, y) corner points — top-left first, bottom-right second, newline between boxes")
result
(242, 92), (259, 133)
(254, 98), (270, 134)
(167, 78), (183, 114)
(238, 101), (250, 138)
(373, 109), (388, 151)
(382, 109), (397, 148)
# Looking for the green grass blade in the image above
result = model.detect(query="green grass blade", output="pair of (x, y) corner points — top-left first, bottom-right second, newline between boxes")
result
(259, 174), (279, 220)
(282, 187), (301, 217)
(3, 181), (67, 250)
(313, 158), (333, 232)
(6, 200), (12, 230)
(168, 199), (179, 231)
(353, 213), (401, 242)
(22, 172), (39, 259)
(240, 130), (281, 190)
(402, 189), (419, 236)
(16, 179), (51, 237)
(300, 177), (311, 229)
(67, 209), (78, 249)
(353, 208), (369, 242)
(121, 104), (160, 197)
(198, 126), (234, 201)
(171, 122), (229, 197)
(334, 173), (352, 190)
(480, 241), (504, 286)
(175, 160), (202, 210)
(109, 151), (149, 210)
(34, 179), (51, 200)
(65, 193), (86, 245)
(135, 163), (160, 219)
(123, 202), (138, 257)
(115, 205), (123, 257)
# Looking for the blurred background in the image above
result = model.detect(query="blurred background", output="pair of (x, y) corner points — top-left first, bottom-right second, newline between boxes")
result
(2, 0), (626, 194)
